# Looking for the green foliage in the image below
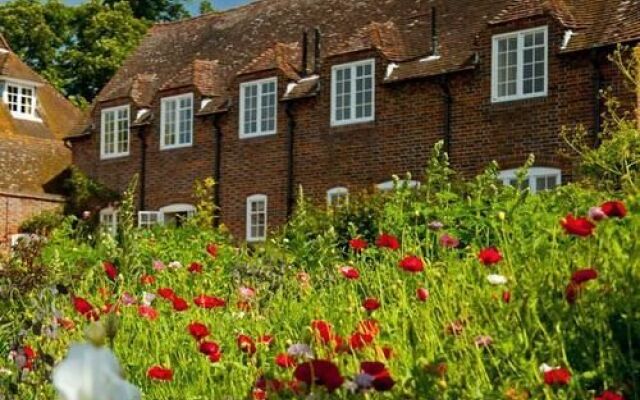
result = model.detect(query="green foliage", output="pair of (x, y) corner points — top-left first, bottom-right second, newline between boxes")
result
(18, 210), (65, 236)
(199, 0), (215, 15)
(188, 177), (216, 230)
(103, 0), (190, 21)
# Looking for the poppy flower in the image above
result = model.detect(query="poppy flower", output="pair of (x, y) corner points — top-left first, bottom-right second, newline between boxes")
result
(561, 214), (595, 237)
(259, 335), (274, 346)
(349, 238), (368, 252)
(359, 361), (395, 391)
(474, 335), (493, 348)
(147, 365), (173, 381)
(140, 274), (155, 285)
(237, 334), (256, 355)
(349, 332), (374, 350)
(428, 221), (444, 231)
(571, 268), (598, 284)
(311, 320), (333, 344)
(502, 290), (512, 303)
(357, 319), (380, 336)
(543, 367), (571, 386)
(399, 256), (424, 273)
(188, 262), (203, 273)
(72, 296), (99, 321)
(294, 360), (344, 392)
(208, 350), (222, 363)
(172, 297), (189, 311)
(340, 266), (360, 279)
(478, 247), (502, 265)
(188, 322), (209, 341)
(157, 288), (176, 301)
(382, 346), (393, 359)
(194, 295), (226, 309)
(416, 287), (430, 302)
(206, 244), (218, 258)
(439, 234), (460, 248)
(566, 282), (582, 305)
(198, 341), (220, 356)
(17, 345), (37, 370)
(600, 201), (627, 218)
(102, 261), (118, 281)
(275, 353), (297, 368)
(362, 298), (380, 311)
(596, 391), (625, 400)
(138, 305), (158, 321)
(152, 260), (165, 271)
(376, 234), (399, 250)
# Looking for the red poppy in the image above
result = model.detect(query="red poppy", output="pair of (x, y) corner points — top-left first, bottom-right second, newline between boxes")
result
(362, 298), (381, 311)
(206, 244), (218, 258)
(237, 334), (256, 355)
(255, 376), (286, 397)
(147, 365), (173, 381)
(198, 341), (220, 356)
(382, 346), (393, 360)
(376, 233), (400, 250)
(502, 290), (511, 303)
(172, 297), (189, 311)
(188, 262), (203, 273)
(188, 322), (209, 341)
(561, 214), (595, 237)
(349, 238), (368, 252)
(209, 350), (222, 363)
(349, 332), (374, 350)
(194, 295), (226, 309)
(600, 201), (627, 218)
(294, 360), (344, 393)
(311, 320), (333, 344)
(157, 288), (176, 301)
(102, 261), (118, 281)
(138, 305), (158, 321)
(399, 256), (424, 273)
(340, 266), (359, 279)
(543, 367), (571, 386)
(439, 233), (460, 248)
(72, 296), (99, 321)
(140, 274), (155, 285)
(416, 287), (429, 302)
(21, 345), (36, 370)
(478, 247), (502, 266)
(237, 301), (251, 311)
(596, 391), (625, 400)
(357, 319), (380, 336)
(275, 353), (297, 368)
(571, 268), (598, 284)
(566, 282), (582, 305)
(239, 286), (256, 299)
(361, 361), (395, 391)
(259, 335), (274, 346)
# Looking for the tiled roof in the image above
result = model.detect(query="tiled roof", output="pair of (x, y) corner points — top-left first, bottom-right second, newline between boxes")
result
(0, 37), (81, 194)
(94, 0), (640, 105)
(162, 59), (222, 96)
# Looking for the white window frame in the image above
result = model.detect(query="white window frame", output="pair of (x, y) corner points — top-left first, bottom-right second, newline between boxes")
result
(3, 79), (39, 121)
(239, 77), (278, 138)
(138, 211), (163, 228)
(159, 203), (196, 224)
(331, 59), (375, 126)
(376, 180), (420, 192)
(100, 105), (130, 159)
(327, 187), (349, 207)
(160, 93), (194, 150)
(99, 207), (118, 236)
(491, 26), (548, 103)
(499, 167), (561, 193)
(246, 194), (268, 242)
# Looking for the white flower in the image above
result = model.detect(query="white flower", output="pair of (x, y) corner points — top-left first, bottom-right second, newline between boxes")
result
(53, 343), (140, 400)
(141, 292), (155, 306)
(287, 343), (314, 359)
(168, 261), (182, 269)
(487, 274), (508, 285)
(539, 363), (554, 373)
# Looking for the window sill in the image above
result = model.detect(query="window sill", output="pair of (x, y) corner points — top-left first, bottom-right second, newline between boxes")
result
(239, 131), (277, 140)
(330, 117), (375, 128)
(491, 92), (547, 105)
(9, 113), (42, 123)
(100, 153), (130, 161)
(160, 143), (193, 151)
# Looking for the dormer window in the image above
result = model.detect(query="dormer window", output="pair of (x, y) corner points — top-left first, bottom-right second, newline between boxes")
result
(3, 81), (38, 120)
(100, 105), (130, 159)
(491, 26), (548, 102)
(161, 93), (193, 150)
(239, 77), (277, 138)
(331, 59), (375, 126)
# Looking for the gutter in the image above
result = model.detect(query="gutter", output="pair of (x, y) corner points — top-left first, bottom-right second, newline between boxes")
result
(285, 102), (296, 218)
(213, 114), (223, 227)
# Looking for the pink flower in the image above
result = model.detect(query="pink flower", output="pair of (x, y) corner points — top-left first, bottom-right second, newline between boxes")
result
(152, 260), (165, 271)
(416, 288), (429, 302)
(439, 233), (459, 248)
(589, 206), (607, 221)
(239, 286), (256, 299)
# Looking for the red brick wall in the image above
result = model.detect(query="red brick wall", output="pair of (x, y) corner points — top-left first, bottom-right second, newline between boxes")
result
(0, 192), (64, 244)
(70, 17), (636, 241)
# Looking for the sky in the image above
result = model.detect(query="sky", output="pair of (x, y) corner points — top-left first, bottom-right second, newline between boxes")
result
(0, 0), (254, 14)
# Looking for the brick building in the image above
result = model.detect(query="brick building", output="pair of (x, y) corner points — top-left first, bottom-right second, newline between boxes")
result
(0, 35), (82, 245)
(67, 0), (640, 241)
